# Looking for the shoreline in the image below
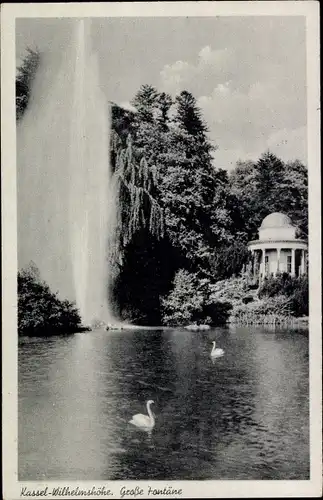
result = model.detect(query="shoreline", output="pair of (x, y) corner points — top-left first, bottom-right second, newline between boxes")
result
(18, 316), (309, 339)
(228, 315), (309, 326)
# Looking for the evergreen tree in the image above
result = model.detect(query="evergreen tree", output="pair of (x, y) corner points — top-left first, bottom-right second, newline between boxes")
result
(174, 90), (208, 137)
(131, 84), (159, 123)
(161, 269), (205, 325)
(155, 92), (173, 129)
(255, 150), (285, 185)
(253, 151), (286, 222)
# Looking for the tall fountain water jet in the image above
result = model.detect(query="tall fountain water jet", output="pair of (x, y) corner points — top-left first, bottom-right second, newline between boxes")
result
(17, 19), (117, 325)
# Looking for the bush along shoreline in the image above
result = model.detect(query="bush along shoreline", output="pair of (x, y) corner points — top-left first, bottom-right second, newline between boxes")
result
(210, 273), (308, 327)
(18, 263), (83, 337)
(18, 263), (309, 335)
(161, 270), (309, 328)
(161, 270), (233, 327)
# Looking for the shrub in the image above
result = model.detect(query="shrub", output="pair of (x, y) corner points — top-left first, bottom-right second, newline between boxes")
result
(232, 294), (293, 320)
(258, 272), (291, 298)
(161, 269), (233, 326)
(208, 275), (250, 303)
(258, 273), (308, 316)
(161, 270), (204, 326)
(18, 262), (82, 336)
(289, 275), (309, 316)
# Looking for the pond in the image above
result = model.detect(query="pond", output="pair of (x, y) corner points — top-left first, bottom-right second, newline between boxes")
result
(18, 326), (309, 480)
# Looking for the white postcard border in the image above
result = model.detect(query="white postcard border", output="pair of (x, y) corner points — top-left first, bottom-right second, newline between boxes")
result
(1, 2), (321, 498)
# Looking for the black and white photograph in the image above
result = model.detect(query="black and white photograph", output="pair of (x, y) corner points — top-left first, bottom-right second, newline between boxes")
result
(1, 2), (321, 498)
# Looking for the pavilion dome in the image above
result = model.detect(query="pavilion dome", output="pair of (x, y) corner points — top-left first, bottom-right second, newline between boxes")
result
(260, 212), (293, 230)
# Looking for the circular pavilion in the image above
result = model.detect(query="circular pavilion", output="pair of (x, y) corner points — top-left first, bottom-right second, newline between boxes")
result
(248, 212), (308, 282)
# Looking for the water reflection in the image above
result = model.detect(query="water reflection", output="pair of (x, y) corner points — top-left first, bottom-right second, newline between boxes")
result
(19, 327), (309, 480)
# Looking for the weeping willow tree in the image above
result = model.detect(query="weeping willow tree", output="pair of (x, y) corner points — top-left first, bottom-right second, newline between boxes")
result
(111, 132), (165, 266)
(109, 131), (173, 324)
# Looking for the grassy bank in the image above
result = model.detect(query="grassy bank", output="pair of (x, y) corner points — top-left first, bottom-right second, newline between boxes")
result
(228, 314), (309, 326)
(209, 274), (308, 327)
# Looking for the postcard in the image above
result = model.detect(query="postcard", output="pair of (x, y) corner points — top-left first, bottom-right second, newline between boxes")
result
(1, 2), (321, 498)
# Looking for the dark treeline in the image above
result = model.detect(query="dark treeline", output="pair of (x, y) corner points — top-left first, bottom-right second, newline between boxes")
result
(17, 51), (308, 331)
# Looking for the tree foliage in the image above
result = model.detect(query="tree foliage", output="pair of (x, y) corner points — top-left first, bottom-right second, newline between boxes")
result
(211, 238), (250, 280)
(161, 270), (205, 326)
(111, 134), (165, 267)
(18, 262), (82, 336)
(258, 273), (308, 316)
(161, 270), (232, 326)
(127, 85), (236, 276)
(16, 48), (41, 121)
(174, 90), (209, 136)
(229, 153), (308, 240)
(16, 51), (308, 327)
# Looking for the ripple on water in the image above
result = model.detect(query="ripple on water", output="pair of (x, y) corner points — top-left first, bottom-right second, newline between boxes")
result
(18, 326), (309, 480)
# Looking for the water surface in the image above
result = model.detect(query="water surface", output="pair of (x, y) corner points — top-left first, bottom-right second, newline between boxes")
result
(18, 326), (309, 480)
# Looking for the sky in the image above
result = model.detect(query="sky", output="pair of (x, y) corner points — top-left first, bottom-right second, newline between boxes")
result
(16, 16), (307, 170)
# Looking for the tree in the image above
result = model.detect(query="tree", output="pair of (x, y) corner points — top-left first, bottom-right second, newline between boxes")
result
(161, 269), (233, 326)
(212, 238), (250, 280)
(111, 102), (136, 145)
(252, 151), (286, 226)
(16, 48), (41, 120)
(255, 150), (285, 189)
(229, 153), (308, 241)
(111, 88), (237, 321)
(18, 263), (82, 336)
(174, 90), (208, 137)
(124, 87), (238, 278)
(156, 92), (173, 129)
(111, 134), (165, 266)
(111, 92), (308, 322)
(161, 270), (205, 326)
(110, 124), (170, 324)
(228, 160), (258, 238)
(278, 160), (308, 237)
(131, 84), (159, 123)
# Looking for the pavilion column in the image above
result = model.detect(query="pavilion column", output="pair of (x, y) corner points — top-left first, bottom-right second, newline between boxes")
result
(291, 248), (296, 277)
(254, 250), (260, 281)
(276, 247), (281, 276)
(301, 249), (306, 275)
(251, 250), (255, 278)
(261, 248), (265, 280)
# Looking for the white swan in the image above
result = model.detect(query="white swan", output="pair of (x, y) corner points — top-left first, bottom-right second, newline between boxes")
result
(129, 400), (155, 430)
(211, 341), (224, 357)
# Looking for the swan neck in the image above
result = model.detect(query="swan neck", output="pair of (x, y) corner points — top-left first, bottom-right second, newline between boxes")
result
(147, 402), (154, 420)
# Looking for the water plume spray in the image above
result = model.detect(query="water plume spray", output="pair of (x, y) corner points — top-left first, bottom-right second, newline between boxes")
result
(17, 19), (117, 326)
